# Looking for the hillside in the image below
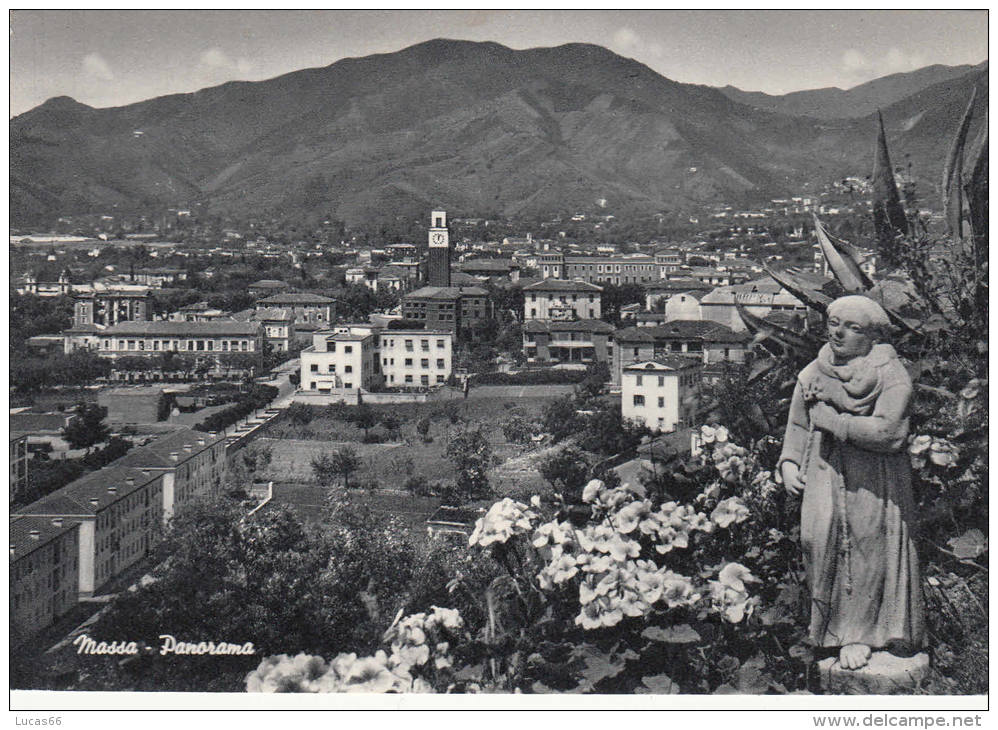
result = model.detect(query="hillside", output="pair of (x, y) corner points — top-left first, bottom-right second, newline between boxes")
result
(9, 40), (988, 226)
(718, 61), (987, 119)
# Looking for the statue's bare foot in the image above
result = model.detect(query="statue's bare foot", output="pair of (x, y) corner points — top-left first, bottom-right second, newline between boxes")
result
(839, 644), (872, 670)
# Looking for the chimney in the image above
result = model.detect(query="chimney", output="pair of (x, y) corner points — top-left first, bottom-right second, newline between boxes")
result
(29, 530), (41, 541)
(209, 431), (217, 438)
(90, 498), (100, 508)
(141, 470), (150, 477)
(9, 544), (15, 558)
(170, 451), (179, 462)
(197, 438), (206, 446)
(108, 486), (118, 494)
(125, 477), (135, 486)
(51, 517), (64, 528)
(183, 444), (193, 453)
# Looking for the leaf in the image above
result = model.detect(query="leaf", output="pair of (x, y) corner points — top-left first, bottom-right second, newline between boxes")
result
(948, 528), (987, 559)
(964, 118), (989, 245)
(567, 643), (627, 693)
(713, 683), (739, 694)
(736, 302), (820, 360)
(764, 264), (832, 313)
(736, 655), (771, 694)
(636, 673), (681, 694)
(871, 110), (909, 248)
(642, 624), (701, 644)
(812, 215), (873, 293)
(943, 87), (976, 238)
(748, 356), (778, 384)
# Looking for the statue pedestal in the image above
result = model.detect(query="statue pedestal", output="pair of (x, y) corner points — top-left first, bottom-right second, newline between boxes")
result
(818, 651), (930, 694)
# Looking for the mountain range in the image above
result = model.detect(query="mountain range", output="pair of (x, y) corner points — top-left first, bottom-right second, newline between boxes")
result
(9, 40), (988, 226)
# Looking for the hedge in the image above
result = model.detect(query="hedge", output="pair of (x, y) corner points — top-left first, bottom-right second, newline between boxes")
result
(194, 384), (279, 433)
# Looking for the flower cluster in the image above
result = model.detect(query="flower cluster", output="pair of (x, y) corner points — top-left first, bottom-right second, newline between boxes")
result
(575, 559), (701, 629)
(909, 434), (960, 469)
(712, 441), (752, 483)
(246, 606), (465, 693)
(710, 496), (750, 529)
(245, 650), (430, 693)
(707, 562), (760, 624)
(468, 498), (538, 547)
(700, 425), (730, 445)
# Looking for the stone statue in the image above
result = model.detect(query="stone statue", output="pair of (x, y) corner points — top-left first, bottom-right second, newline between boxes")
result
(779, 295), (925, 673)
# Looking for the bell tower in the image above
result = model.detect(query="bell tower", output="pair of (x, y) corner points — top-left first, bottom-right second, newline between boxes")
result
(427, 209), (450, 287)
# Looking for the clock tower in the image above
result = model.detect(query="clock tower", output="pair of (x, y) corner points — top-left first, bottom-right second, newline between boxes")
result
(427, 209), (451, 287)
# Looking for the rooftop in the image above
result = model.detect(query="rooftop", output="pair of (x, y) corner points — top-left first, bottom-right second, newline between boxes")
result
(16, 465), (162, 518)
(523, 279), (603, 293)
(257, 292), (335, 305)
(102, 321), (262, 336)
(614, 321), (749, 343)
(9, 515), (80, 563)
(624, 357), (702, 372)
(523, 318), (615, 334)
(114, 427), (226, 469)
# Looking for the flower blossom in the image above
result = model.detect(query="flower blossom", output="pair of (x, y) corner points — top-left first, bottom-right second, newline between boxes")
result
(468, 498), (538, 547)
(710, 496), (750, 528)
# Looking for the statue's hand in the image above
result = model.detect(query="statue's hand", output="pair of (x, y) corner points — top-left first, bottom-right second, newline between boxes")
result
(809, 402), (840, 434)
(781, 461), (805, 496)
(802, 379), (826, 404)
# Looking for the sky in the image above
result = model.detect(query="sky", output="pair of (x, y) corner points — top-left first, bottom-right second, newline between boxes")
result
(9, 9), (989, 117)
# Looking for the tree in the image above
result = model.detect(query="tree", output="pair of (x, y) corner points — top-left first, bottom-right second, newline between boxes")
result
(500, 413), (535, 444)
(313, 448), (361, 490)
(379, 412), (401, 440)
(352, 405), (378, 438)
(416, 416), (432, 441)
(286, 402), (314, 427)
(538, 446), (591, 502)
(444, 426), (495, 502)
(576, 406), (648, 457)
(62, 403), (109, 451)
(541, 396), (579, 443)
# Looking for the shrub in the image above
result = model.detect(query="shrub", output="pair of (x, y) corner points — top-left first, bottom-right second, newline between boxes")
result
(471, 369), (589, 386)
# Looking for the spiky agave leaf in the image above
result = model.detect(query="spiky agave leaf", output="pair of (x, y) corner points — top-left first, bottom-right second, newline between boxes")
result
(812, 216), (874, 293)
(871, 110), (909, 252)
(964, 118), (988, 246)
(763, 264), (833, 313)
(735, 302), (821, 361)
(943, 88), (977, 239)
(747, 356), (778, 384)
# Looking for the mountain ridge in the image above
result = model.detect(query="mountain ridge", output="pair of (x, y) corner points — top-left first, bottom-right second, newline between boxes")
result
(9, 39), (988, 226)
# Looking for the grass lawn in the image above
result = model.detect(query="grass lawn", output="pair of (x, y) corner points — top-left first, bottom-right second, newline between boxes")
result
(256, 395), (569, 500)
(268, 482), (443, 532)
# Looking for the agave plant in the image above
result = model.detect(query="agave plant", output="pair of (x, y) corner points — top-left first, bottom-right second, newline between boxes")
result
(739, 89), (988, 391)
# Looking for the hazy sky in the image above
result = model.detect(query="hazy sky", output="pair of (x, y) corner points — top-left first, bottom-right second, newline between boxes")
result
(10, 9), (988, 117)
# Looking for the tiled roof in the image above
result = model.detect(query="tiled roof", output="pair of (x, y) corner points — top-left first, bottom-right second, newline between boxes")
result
(16, 465), (162, 518)
(253, 307), (294, 321)
(624, 357), (701, 372)
(614, 320), (748, 344)
(405, 286), (463, 300)
(114, 427), (226, 469)
(523, 318), (614, 334)
(9, 413), (73, 433)
(9, 515), (80, 562)
(249, 280), (289, 289)
(102, 321), (262, 336)
(257, 293), (334, 305)
(523, 279), (603, 293)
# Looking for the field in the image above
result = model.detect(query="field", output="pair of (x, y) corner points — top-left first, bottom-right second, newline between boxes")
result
(255, 395), (570, 524)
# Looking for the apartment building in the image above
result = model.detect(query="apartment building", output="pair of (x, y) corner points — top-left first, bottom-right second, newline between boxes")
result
(9, 515), (81, 645)
(379, 331), (453, 388)
(523, 279), (603, 321)
(612, 321), (750, 385)
(17, 466), (165, 596)
(621, 357), (702, 433)
(115, 428), (228, 521)
(255, 293), (336, 326)
(522, 319), (614, 365)
(96, 321), (263, 357)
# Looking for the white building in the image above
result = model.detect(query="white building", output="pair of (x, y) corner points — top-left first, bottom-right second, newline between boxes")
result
(523, 279), (602, 321)
(300, 326), (453, 393)
(380, 331), (453, 388)
(621, 357), (701, 433)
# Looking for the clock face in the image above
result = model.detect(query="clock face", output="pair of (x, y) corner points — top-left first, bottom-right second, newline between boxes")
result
(430, 232), (447, 247)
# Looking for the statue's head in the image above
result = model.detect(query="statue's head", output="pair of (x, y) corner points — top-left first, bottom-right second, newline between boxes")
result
(826, 295), (891, 362)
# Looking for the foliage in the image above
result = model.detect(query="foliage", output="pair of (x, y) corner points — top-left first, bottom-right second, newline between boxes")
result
(60, 498), (429, 691)
(444, 425), (496, 503)
(194, 384), (278, 433)
(538, 446), (592, 503)
(500, 413), (537, 445)
(13, 458), (87, 509)
(61, 403), (110, 450)
(251, 429), (809, 694)
(311, 447), (361, 491)
(11, 351), (112, 393)
(574, 407), (648, 458)
(471, 369), (589, 386)
(541, 396), (580, 443)
(227, 443), (273, 489)
(81, 435), (132, 469)
(416, 416), (432, 439)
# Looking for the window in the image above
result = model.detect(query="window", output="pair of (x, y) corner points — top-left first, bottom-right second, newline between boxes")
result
(207, 340), (214, 351)
(242, 341), (248, 351)
(344, 345), (352, 353)
(197, 340), (205, 351)
(344, 382), (352, 389)
(310, 364), (318, 372)
(405, 358), (413, 367)
(421, 340), (429, 351)
(421, 359), (429, 369)
(636, 375), (643, 386)
(344, 365), (352, 373)
(658, 376), (664, 387)
(310, 382), (317, 390)
(421, 375), (429, 386)
(530, 309), (537, 318)
(328, 364), (336, 373)
(633, 348), (639, 357)
(436, 359), (445, 369)
(128, 340), (136, 350)
(329, 343), (336, 352)
(436, 375), (445, 384)
(437, 339), (445, 349)
(405, 375), (413, 384)
(658, 397), (665, 408)
(633, 395), (645, 407)
(405, 340), (413, 351)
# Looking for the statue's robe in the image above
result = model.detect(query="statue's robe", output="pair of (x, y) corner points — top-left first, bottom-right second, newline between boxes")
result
(780, 344), (925, 651)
